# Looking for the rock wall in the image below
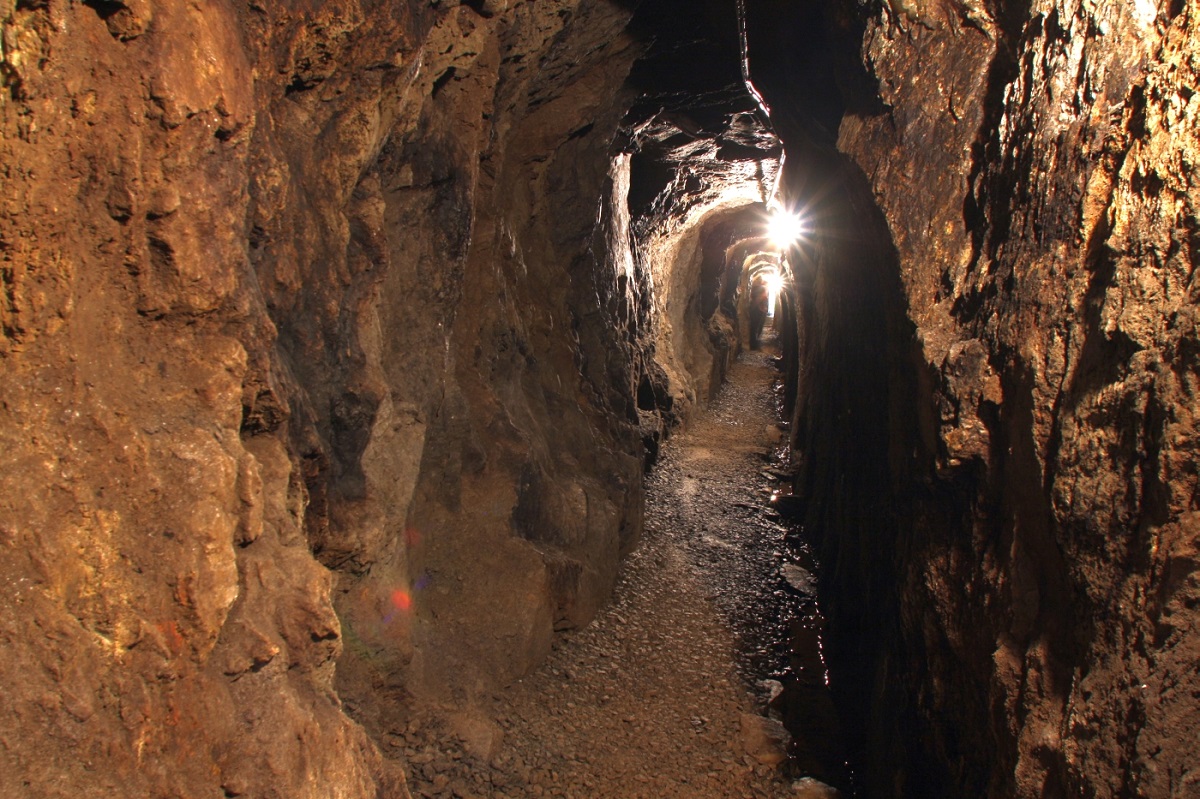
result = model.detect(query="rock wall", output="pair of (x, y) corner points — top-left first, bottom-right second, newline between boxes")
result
(781, 0), (1200, 795)
(8, 0), (1194, 795)
(0, 1), (654, 795)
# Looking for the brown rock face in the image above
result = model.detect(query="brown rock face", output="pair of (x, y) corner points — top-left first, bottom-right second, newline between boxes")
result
(0, 1), (657, 795)
(5, 0), (1198, 796)
(1, 1), (391, 794)
(769, 0), (1200, 796)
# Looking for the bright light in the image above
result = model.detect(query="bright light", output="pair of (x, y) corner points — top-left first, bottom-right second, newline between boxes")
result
(767, 209), (805, 249)
(764, 270), (784, 296)
(753, 267), (782, 316)
(763, 269), (785, 317)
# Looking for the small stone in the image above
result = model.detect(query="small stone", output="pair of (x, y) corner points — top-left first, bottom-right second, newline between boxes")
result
(761, 678), (785, 703)
(739, 712), (789, 766)
(147, 185), (181, 218)
(782, 563), (817, 595)
(791, 776), (841, 798)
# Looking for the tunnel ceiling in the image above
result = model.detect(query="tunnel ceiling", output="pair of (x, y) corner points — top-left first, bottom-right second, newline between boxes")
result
(621, 0), (783, 220)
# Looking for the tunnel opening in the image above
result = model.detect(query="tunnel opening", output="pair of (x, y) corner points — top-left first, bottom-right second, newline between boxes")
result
(325, 0), (932, 791)
(613, 0), (905, 794)
(626, 168), (909, 796)
(616, 0), (968, 795)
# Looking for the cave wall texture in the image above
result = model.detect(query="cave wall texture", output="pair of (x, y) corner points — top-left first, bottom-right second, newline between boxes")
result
(3, 0), (1200, 797)
(0, 1), (658, 796)
(775, 0), (1200, 796)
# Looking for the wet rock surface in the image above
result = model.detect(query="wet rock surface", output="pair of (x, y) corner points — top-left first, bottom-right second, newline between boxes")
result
(396, 343), (841, 799)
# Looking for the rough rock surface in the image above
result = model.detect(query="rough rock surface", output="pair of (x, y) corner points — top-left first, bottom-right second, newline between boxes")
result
(0, 1), (661, 796)
(1, 2), (391, 796)
(772, 0), (1200, 796)
(6, 0), (1197, 796)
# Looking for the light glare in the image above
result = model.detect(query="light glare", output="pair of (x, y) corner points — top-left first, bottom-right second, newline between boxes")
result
(767, 210), (805, 249)
(764, 270), (784, 297)
(764, 269), (784, 317)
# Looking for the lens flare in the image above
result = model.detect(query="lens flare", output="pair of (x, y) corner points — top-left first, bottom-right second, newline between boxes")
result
(767, 209), (805, 249)
(390, 589), (412, 612)
(764, 270), (784, 296)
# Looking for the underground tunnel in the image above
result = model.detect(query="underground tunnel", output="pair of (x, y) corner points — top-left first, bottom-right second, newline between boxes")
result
(2, 0), (1199, 797)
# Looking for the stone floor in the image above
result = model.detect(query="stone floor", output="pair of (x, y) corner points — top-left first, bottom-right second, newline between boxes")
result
(398, 340), (844, 799)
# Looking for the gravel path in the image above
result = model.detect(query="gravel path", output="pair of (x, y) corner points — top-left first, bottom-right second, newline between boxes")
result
(399, 344), (842, 799)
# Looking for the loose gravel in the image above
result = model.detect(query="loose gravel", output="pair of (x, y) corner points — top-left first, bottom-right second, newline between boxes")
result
(399, 344), (842, 799)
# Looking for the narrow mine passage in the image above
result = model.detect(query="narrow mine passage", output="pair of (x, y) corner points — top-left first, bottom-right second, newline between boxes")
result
(8, 3), (1200, 799)
(393, 338), (842, 799)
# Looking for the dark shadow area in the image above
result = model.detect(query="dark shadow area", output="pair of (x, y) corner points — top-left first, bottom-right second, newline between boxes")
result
(625, 0), (748, 128)
(739, 1), (968, 796)
(743, 0), (887, 144)
(81, 0), (124, 19)
(620, 0), (771, 218)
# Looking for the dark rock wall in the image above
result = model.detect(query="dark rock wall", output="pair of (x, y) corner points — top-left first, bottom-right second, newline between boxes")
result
(0, 1), (651, 796)
(776, 0), (1200, 796)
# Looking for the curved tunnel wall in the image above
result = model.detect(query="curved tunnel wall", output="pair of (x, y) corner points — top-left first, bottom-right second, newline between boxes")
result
(641, 201), (778, 419)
